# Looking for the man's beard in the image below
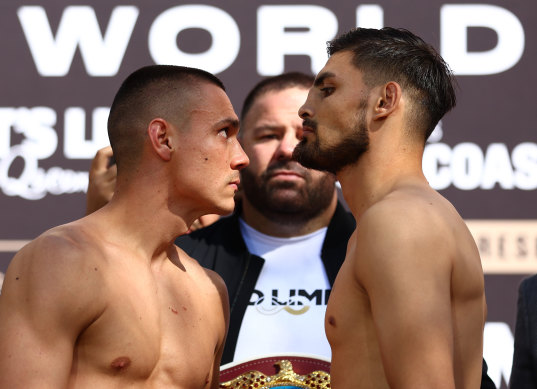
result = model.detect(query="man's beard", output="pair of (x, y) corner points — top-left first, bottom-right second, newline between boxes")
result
(240, 160), (336, 226)
(293, 104), (369, 175)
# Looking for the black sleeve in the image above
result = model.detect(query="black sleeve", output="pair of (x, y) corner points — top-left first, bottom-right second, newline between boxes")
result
(509, 277), (537, 389)
(480, 358), (496, 389)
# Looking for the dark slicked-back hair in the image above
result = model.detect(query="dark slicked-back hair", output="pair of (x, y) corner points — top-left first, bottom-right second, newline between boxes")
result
(107, 65), (225, 172)
(328, 27), (456, 140)
(241, 72), (314, 123)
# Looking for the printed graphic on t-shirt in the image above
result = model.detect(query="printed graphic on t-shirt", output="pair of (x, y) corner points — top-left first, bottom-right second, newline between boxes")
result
(248, 288), (331, 315)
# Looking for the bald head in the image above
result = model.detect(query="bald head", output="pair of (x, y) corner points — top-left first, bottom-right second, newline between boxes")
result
(107, 65), (225, 173)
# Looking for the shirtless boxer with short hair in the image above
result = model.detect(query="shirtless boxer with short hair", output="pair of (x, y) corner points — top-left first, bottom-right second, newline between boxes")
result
(0, 65), (249, 388)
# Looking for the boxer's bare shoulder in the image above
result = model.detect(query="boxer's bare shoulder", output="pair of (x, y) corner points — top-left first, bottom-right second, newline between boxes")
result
(0, 222), (109, 388)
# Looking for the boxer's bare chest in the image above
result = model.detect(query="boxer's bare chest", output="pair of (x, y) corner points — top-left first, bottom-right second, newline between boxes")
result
(70, 257), (216, 387)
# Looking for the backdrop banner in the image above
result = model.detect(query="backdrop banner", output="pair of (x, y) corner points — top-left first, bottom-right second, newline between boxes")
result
(0, 1), (535, 387)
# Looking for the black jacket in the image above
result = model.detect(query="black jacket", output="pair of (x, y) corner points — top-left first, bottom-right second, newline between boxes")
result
(176, 202), (355, 363)
(510, 274), (537, 388)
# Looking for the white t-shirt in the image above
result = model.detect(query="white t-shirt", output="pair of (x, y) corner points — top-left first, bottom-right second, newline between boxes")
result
(233, 218), (331, 362)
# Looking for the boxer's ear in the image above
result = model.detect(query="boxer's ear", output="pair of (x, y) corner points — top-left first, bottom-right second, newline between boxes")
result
(148, 118), (172, 161)
(372, 81), (401, 121)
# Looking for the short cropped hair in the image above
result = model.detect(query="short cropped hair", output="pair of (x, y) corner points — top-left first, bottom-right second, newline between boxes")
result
(107, 65), (225, 172)
(328, 27), (456, 140)
(241, 72), (314, 123)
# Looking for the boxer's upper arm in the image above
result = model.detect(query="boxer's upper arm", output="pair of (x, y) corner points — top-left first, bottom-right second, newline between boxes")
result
(355, 203), (456, 389)
(0, 234), (104, 388)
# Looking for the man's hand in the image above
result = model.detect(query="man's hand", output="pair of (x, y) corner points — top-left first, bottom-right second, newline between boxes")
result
(86, 146), (117, 215)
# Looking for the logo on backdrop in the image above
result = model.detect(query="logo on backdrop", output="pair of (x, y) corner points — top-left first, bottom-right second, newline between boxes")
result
(424, 122), (537, 191)
(248, 288), (330, 315)
(0, 107), (109, 200)
(1, 5), (535, 199)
